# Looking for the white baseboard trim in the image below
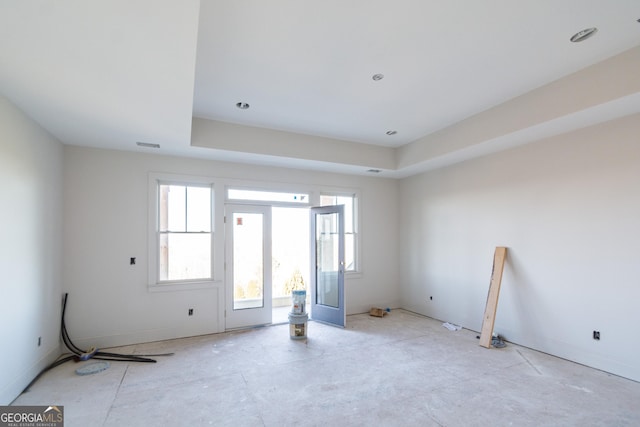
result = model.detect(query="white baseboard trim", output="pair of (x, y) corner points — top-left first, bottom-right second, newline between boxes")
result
(2, 345), (61, 405)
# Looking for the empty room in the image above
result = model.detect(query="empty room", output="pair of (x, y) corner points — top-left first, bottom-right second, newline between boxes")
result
(1, 1), (639, 426)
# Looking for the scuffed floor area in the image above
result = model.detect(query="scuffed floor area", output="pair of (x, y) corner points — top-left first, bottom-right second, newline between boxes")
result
(12, 310), (640, 426)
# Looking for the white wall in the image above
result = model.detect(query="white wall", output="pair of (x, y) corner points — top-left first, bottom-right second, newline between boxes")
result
(0, 96), (63, 404)
(399, 114), (640, 381)
(63, 145), (400, 349)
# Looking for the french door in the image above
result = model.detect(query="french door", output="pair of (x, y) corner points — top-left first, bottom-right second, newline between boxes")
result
(310, 205), (345, 327)
(225, 204), (272, 329)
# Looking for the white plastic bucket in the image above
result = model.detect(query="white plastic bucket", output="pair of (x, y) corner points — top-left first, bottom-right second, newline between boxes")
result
(288, 312), (308, 340)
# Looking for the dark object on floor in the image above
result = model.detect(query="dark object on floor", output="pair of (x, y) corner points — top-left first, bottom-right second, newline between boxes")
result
(23, 293), (174, 392)
(476, 334), (506, 348)
(491, 336), (507, 348)
(76, 361), (110, 376)
(369, 307), (389, 317)
(60, 293), (160, 364)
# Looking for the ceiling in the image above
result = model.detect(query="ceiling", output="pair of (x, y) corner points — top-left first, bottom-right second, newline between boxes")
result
(1, 1), (639, 178)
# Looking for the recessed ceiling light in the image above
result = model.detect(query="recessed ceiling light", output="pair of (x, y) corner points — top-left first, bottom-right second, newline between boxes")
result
(136, 142), (160, 149)
(372, 73), (384, 81)
(236, 102), (250, 109)
(570, 27), (598, 42)
(386, 130), (397, 135)
(367, 169), (382, 173)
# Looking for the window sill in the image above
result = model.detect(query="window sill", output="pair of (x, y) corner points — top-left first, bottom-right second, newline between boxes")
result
(148, 280), (221, 293)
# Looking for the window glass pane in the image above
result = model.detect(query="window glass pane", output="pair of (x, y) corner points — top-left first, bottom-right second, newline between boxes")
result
(228, 189), (309, 204)
(153, 177), (214, 286)
(159, 185), (168, 232)
(159, 233), (211, 281)
(345, 233), (355, 271)
(159, 232), (168, 279)
(320, 193), (357, 272)
(186, 186), (211, 232)
(320, 195), (335, 206)
(337, 196), (354, 233)
(159, 184), (186, 232)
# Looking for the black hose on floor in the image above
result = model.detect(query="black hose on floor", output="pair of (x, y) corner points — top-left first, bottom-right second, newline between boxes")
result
(60, 293), (158, 363)
(22, 354), (76, 392)
(22, 293), (174, 393)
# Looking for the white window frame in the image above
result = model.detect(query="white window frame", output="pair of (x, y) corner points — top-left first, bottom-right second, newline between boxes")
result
(224, 181), (361, 275)
(227, 188), (310, 205)
(148, 173), (216, 291)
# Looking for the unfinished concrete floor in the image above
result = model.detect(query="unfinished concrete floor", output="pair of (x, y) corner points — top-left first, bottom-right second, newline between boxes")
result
(13, 310), (640, 426)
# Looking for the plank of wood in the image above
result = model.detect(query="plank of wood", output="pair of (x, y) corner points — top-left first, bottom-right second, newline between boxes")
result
(479, 247), (507, 348)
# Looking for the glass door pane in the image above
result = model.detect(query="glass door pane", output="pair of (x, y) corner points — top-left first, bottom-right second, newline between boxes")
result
(232, 212), (264, 310)
(316, 212), (339, 308)
(310, 205), (345, 327)
(225, 204), (271, 329)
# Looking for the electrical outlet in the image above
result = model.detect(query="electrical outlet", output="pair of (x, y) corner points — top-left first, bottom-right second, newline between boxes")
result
(593, 330), (600, 340)
(188, 308), (194, 316)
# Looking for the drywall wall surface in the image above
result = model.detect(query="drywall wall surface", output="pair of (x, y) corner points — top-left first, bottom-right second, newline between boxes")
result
(0, 96), (63, 404)
(397, 46), (640, 170)
(63, 146), (400, 348)
(192, 118), (396, 170)
(399, 114), (640, 381)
